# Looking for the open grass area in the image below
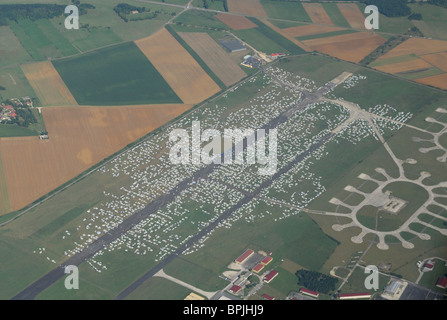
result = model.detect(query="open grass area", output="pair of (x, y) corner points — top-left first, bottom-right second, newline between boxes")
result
(52, 41), (182, 105)
(259, 0), (311, 23)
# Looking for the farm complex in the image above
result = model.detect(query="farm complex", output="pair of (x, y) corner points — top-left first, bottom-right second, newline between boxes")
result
(0, 0), (446, 304)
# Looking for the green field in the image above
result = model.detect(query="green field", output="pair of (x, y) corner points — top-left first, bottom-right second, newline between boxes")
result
(260, 0), (311, 23)
(52, 41), (182, 105)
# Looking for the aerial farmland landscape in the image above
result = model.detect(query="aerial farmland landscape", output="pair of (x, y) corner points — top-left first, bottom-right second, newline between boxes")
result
(0, 0), (446, 308)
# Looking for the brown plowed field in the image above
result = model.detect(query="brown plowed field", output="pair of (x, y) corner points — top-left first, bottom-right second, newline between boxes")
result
(303, 32), (386, 63)
(374, 58), (433, 74)
(419, 52), (447, 72)
(227, 0), (267, 17)
(302, 3), (334, 25)
(379, 38), (447, 59)
(282, 24), (345, 38)
(415, 73), (447, 90)
(337, 3), (366, 29)
(216, 13), (258, 30)
(0, 104), (191, 213)
(178, 32), (247, 87)
(135, 28), (221, 105)
(21, 61), (78, 107)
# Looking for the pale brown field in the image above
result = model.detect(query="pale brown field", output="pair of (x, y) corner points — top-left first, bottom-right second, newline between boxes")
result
(415, 73), (447, 90)
(337, 3), (366, 29)
(215, 13), (258, 30)
(303, 32), (386, 63)
(135, 28), (221, 105)
(0, 104), (191, 213)
(379, 38), (447, 60)
(227, 0), (267, 17)
(281, 24), (345, 38)
(21, 61), (77, 107)
(419, 52), (447, 72)
(374, 58), (433, 74)
(178, 32), (247, 87)
(302, 3), (334, 25)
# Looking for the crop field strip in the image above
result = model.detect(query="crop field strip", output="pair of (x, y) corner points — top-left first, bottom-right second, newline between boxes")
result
(281, 24), (346, 38)
(178, 32), (247, 87)
(21, 61), (78, 107)
(135, 28), (221, 105)
(302, 3), (334, 26)
(0, 144), (11, 214)
(336, 3), (366, 30)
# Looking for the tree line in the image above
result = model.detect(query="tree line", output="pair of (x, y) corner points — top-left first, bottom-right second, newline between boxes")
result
(0, 2), (94, 26)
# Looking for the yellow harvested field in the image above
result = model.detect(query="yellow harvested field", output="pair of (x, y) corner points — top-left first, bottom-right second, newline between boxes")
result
(302, 3), (334, 25)
(303, 32), (386, 63)
(135, 28), (220, 105)
(227, 0), (267, 17)
(178, 32), (246, 87)
(282, 24), (346, 38)
(216, 13), (258, 30)
(337, 3), (366, 29)
(379, 38), (447, 59)
(374, 58), (433, 74)
(415, 73), (447, 90)
(21, 61), (78, 106)
(0, 104), (192, 213)
(419, 52), (447, 72)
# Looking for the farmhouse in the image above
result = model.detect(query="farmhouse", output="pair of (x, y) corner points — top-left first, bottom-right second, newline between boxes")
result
(423, 262), (434, 272)
(300, 288), (319, 299)
(219, 38), (246, 53)
(262, 294), (275, 300)
(235, 249), (254, 264)
(264, 270), (278, 283)
(339, 292), (371, 300)
(436, 277), (447, 289)
(229, 285), (242, 294)
(260, 256), (273, 266)
(252, 263), (264, 274)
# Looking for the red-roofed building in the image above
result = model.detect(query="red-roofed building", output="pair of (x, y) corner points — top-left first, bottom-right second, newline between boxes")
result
(339, 292), (371, 300)
(252, 263), (265, 274)
(235, 249), (254, 264)
(436, 277), (447, 289)
(262, 294), (275, 300)
(229, 285), (242, 294)
(300, 288), (319, 299)
(423, 262), (434, 272)
(264, 270), (278, 283)
(261, 256), (273, 266)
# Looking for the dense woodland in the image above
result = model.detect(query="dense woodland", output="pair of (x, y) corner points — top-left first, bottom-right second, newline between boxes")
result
(295, 270), (338, 294)
(0, 2), (94, 26)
